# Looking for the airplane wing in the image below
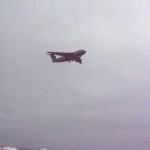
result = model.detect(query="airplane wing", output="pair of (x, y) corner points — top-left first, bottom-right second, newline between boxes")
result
(46, 51), (74, 57)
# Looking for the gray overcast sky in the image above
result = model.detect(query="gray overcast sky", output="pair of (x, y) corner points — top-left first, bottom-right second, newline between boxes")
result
(1, 0), (150, 150)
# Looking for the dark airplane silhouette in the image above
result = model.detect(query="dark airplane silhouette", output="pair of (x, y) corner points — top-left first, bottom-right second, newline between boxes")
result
(46, 49), (86, 64)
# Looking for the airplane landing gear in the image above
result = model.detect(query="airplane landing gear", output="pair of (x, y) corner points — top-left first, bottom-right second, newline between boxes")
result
(75, 57), (82, 64)
(79, 59), (82, 64)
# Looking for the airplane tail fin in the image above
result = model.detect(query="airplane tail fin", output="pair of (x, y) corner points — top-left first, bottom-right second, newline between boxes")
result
(46, 53), (56, 62)
(50, 54), (56, 62)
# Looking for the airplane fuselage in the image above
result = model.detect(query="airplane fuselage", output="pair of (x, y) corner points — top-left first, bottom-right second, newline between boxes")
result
(47, 49), (86, 64)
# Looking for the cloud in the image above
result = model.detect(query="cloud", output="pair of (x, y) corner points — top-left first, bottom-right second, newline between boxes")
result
(1, 147), (18, 150)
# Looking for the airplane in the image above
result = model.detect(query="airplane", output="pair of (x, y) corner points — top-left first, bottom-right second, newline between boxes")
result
(46, 49), (86, 64)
